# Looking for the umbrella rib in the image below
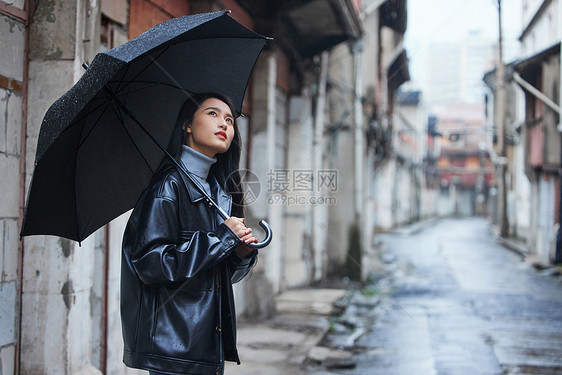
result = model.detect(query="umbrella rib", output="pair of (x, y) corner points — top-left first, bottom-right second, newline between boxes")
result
(74, 81), (184, 154)
(112, 99), (155, 174)
(108, 80), (191, 94)
(74, 93), (119, 240)
(111, 36), (266, 101)
(113, 46), (171, 97)
(115, 62), (131, 96)
(66, 83), (172, 139)
(63, 97), (119, 135)
(77, 94), (117, 150)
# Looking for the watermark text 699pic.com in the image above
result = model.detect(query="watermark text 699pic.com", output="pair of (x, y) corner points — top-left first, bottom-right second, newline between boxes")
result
(267, 194), (337, 207)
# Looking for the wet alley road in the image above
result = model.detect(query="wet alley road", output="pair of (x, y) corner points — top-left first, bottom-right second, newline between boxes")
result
(314, 217), (562, 375)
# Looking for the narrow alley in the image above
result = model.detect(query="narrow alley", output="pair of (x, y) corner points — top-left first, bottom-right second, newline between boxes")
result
(309, 217), (562, 375)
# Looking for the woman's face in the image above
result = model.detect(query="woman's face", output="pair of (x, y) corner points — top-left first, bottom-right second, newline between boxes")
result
(185, 97), (235, 158)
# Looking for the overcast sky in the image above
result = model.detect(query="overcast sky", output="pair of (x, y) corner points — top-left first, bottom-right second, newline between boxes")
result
(405, 0), (521, 44)
(404, 0), (522, 87)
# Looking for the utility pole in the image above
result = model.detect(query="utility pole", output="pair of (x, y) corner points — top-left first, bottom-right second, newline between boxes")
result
(496, 0), (509, 237)
(556, 0), (562, 263)
(352, 40), (364, 225)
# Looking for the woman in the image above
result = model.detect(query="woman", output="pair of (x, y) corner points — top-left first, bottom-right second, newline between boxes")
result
(121, 93), (258, 375)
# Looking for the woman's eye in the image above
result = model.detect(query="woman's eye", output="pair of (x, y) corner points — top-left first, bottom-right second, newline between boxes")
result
(226, 118), (233, 124)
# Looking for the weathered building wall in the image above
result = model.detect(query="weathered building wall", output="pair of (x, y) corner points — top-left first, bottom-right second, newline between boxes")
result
(520, 0), (558, 54)
(107, 213), (143, 375)
(284, 90), (315, 287)
(21, 1), (104, 374)
(542, 55), (561, 168)
(3, 0), (403, 372)
(326, 43), (356, 275)
(392, 95), (429, 224)
(362, 7), (381, 265)
(0, 1), (25, 373)
(516, 0), (561, 264)
(237, 50), (284, 317)
(372, 159), (397, 230)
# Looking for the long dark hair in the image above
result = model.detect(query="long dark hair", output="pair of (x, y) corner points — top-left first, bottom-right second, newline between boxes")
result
(172, 92), (245, 217)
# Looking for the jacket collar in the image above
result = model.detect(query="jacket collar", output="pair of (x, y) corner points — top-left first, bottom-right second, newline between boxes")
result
(210, 175), (233, 217)
(175, 163), (232, 217)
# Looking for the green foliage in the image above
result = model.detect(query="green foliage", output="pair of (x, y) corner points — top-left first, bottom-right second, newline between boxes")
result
(360, 288), (379, 297)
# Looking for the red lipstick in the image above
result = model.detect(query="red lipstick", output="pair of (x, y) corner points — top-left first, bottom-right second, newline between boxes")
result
(215, 131), (227, 140)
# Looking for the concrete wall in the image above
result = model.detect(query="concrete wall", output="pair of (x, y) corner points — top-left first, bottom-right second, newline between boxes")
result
(2, 0), (410, 371)
(420, 186), (438, 219)
(518, 0), (561, 265)
(284, 92), (315, 287)
(438, 186), (455, 217)
(371, 158), (437, 229)
(520, 0), (558, 54)
(512, 140), (532, 241)
(21, 1), (104, 374)
(361, 8), (381, 262)
(372, 160), (395, 230)
(0, 2), (26, 374)
(107, 213), (143, 375)
(237, 51), (285, 318)
(374, 92), (432, 230)
(326, 43), (356, 275)
(537, 176), (557, 263)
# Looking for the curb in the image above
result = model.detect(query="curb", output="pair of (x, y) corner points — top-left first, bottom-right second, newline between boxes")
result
(227, 288), (350, 374)
(375, 216), (440, 236)
(497, 236), (528, 258)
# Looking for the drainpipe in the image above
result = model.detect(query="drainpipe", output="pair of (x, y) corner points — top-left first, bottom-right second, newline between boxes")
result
(17, 1), (31, 374)
(266, 54), (280, 291)
(313, 51), (328, 281)
(554, 3), (562, 263)
(352, 40), (364, 225)
(352, 38), (366, 279)
(554, 129), (562, 264)
(556, 0), (562, 263)
(556, 133), (562, 263)
(101, 226), (109, 373)
(496, 0), (508, 237)
(267, 55), (276, 176)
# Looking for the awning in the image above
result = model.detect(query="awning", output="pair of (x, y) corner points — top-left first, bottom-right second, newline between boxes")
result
(513, 42), (561, 114)
(236, 0), (363, 58)
(514, 42), (560, 81)
(388, 49), (410, 90)
(380, 0), (407, 33)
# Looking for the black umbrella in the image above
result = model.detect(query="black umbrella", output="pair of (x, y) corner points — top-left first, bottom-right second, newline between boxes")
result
(21, 11), (272, 248)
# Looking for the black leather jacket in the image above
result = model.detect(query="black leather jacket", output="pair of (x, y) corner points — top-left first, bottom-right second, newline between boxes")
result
(121, 161), (257, 375)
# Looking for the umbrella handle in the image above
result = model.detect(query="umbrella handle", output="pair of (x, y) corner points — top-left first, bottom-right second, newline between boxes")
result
(215, 204), (272, 249)
(246, 220), (273, 249)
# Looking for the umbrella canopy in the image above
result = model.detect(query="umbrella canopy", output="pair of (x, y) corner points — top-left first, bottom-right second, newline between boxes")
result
(21, 11), (269, 242)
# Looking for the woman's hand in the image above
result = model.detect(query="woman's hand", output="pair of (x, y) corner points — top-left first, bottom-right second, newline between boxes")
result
(224, 217), (257, 258)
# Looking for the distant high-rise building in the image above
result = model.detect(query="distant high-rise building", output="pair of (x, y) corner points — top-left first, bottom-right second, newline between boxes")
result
(424, 32), (496, 105)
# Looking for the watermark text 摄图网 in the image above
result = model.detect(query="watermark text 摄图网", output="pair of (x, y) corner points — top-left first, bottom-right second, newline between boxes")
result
(266, 169), (338, 193)
(226, 169), (339, 208)
(265, 169), (338, 206)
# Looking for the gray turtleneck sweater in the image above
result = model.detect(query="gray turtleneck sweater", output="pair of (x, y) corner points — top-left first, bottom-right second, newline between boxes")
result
(179, 145), (217, 197)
